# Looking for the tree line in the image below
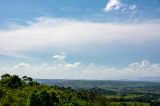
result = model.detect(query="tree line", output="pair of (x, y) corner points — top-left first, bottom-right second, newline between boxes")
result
(0, 73), (160, 106)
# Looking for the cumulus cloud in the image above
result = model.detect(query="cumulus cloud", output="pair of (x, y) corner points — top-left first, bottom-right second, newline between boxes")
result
(103, 0), (137, 12)
(14, 63), (31, 69)
(104, 0), (121, 12)
(53, 53), (66, 60)
(0, 17), (160, 57)
(64, 62), (81, 69)
(0, 60), (160, 80)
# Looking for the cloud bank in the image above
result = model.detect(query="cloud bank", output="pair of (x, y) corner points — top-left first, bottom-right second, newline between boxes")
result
(0, 17), (160, 57)
(0, 59), (160, 80)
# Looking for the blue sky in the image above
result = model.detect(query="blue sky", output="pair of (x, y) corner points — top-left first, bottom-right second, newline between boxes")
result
(0, 0), (160, 24)
(0, 0), (160, 80)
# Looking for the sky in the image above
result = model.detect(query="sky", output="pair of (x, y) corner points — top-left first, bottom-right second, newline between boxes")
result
(0, 0), (160, 80)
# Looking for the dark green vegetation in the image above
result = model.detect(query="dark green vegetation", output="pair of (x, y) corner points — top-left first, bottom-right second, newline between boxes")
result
(0, 74), (160, 106)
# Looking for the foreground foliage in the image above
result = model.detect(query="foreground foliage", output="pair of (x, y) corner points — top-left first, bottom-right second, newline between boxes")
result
(0, 74), (160, 106)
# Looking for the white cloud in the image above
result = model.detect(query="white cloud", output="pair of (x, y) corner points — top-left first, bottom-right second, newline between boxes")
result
(103, 0), (137, 12)
(0, 17), (160, 57)
(53, 53), (66, 60)
(64, 62), (81, 69)
(0, 60), (160, 80)
(129, 5), (137, 10)
(14, 63), (31, 69)
(104, 0), (121, 12)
